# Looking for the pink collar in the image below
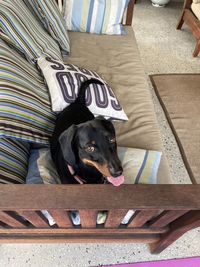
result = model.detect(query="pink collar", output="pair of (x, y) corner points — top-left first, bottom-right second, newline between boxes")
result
(67, 165), (87, 184)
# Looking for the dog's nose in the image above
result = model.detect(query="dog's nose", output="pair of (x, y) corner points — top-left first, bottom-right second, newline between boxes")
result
(109, 167), (123, 177)
(113, 170), (123, 177)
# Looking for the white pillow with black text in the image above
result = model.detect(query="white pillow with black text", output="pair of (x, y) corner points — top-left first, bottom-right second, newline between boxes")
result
(37, 56), (128, 121)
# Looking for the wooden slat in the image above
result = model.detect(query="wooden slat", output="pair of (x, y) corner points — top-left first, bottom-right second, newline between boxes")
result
(79, 210), (97, 228)
(149, 210), (188, 228)
(104, 210), (129, 228)
(0, 227), (168, 234)
(126, 0), (135, 25)
(0, 234), (160, 244)
(1, 185), (200, 210)
(17, 211), (49, 228)
(128, 210), (158, 228)
(151, 210), (200, 254)
(0, 211), (25, 228)
(48, 210), (73, 228)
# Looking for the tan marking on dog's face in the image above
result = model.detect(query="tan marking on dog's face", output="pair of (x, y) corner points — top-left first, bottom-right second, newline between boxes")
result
(82, 158), (111, 177)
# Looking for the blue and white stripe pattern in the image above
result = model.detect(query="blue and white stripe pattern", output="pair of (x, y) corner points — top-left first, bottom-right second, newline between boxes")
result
(117, 147), (162, 184)
(26, 146), (161, 186)
(25, 0), (70, 56)
(63, 0), (130, 35)
(0, 138), (30, 184)
(0, 0), (62, 64)
(0, 39), (56, 144)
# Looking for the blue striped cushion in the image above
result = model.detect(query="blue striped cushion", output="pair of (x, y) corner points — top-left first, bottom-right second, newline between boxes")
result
(0, 0), (62, 64)
(26, 147), (161, 185)
(0, 39), (56, 144)
(26, 148), (61, 184)
(25, 0), (70, 56)
(0, 138), (30, 184)
(118, 147), (162, 184)
(63, 0), (130, 35)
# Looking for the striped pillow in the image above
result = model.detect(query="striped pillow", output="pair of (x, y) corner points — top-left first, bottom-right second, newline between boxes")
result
(63, 0), (130, 35)
(118, 147), (162, 184)
(0, 138), (30, 184)
(0, 39), (56, 144)
(26, 147), (161, 185)
(26, 148), (61, 184)
(0, 0), (62, 64)
(24, 0), (70, 56)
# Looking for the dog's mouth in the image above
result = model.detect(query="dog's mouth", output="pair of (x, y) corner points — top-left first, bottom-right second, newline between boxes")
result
(82, 159), (124, 186)
(106, 175), (124, 186)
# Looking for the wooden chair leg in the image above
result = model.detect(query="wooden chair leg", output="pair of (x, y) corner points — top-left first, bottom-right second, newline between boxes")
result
(150, 211), (200, 254)
(193, 40), (200, 57)
(177, 12), (185, 30)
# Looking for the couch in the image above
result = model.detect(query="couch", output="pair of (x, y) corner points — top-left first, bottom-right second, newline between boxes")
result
(177, 0), (200, 57)
(0, 0), (200, 254)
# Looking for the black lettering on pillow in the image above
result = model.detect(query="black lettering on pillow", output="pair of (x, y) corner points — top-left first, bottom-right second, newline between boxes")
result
(65, 64), (78, 72)
(89, 70), (101, 79)
(74, 73), (87, 87)
(107, 86), (122, 111)
(78, 66), (93, 76)
(74, 73), (92, 105)
(93, 83), (108, 108)
(54, 63), (122, 112)
(56, 72), (76, 103)
(46, 57), (65, 70)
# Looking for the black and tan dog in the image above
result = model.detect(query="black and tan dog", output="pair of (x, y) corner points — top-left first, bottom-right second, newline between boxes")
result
(50, 79), (124, 186)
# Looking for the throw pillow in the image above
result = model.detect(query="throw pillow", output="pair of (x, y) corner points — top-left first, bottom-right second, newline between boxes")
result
(37, 56), (128, 121)
(0, 39), (56, 144)
(62, 0), (130, 35)
(0, 0), (62, 64)
(118, 147), (162, 184)
(24, 0), (70, 56)
(0, 138), (30, 184)
(26, 148), (61, 184)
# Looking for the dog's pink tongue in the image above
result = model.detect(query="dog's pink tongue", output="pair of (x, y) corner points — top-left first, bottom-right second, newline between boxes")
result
(107, 175), (124, 186)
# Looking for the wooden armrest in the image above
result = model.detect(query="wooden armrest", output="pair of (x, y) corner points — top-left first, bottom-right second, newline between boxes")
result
(183, 0), (193, 10)
(0, 184), (200, 210)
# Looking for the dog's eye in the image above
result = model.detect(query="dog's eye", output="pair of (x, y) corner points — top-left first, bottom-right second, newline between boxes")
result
(109, 137), (116, 143)
(85, 146), (95, 153)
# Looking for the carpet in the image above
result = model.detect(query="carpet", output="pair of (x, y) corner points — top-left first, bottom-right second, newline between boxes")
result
(101, 257), (200, 267)
(150, 74), (200, 184)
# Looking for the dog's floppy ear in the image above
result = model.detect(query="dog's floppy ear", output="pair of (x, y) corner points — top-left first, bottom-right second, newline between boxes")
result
(59, 125), (77, 166)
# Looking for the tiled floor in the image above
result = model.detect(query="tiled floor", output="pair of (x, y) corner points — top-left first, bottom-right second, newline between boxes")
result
(0, 1), (200, 266)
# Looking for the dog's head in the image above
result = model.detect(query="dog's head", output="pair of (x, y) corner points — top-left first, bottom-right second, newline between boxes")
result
(59, 117), (124, 186)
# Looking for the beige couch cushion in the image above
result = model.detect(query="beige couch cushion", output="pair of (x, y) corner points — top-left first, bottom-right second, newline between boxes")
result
(66, 26), (172, 184)
(191, 2), (200, 20)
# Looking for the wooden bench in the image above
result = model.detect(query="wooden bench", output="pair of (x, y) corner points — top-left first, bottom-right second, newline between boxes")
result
(1, 0), (200, 254)
(0, 184), (200, 254)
